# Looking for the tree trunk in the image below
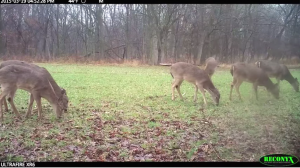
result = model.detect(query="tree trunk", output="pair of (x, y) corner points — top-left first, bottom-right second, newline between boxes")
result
(98, 5), (104, 59)
(0, 4), (4, 56)
(173, 20), (180, 62)
(95, 5), (103, 60)
(156, 31), (163, 64)
(194, 32), (205, 65)
(145, 5), (155, 64)
(56, 4), (60, 56)
(163, 32), (168, 62)
(125, 4), (133, 61)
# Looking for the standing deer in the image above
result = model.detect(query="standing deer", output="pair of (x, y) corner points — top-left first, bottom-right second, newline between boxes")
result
(0, 60), (69, 116)
(255, 60), (299, 92)
(204, 57), (219, 78)
(170, 62), (220, 105)
(0, 65), (67, 121)
(230, 62), (279, 101)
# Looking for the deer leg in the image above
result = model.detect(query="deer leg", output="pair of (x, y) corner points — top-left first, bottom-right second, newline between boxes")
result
(194, 84), (198, 102)
(171, 80), (177, 100)
(6, 90), (21, 119)
(235, 80), (243, 101)
(3, 96), (8, 112)
(0, 84), (8, 112)
(32, 93), (42, 120)
(25, 94), (34, 119)
(0, 93), (7, 122)
(230, 78), (237, 101)
(175, 81), (184, 101)
(253, 83), (258, 100)
(197, 84), (208, 105)
(172, 79), (183, 100)
(31, 92), (43, 120)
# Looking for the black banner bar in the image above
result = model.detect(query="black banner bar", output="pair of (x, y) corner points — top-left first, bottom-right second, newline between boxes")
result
(1, 162), (300, 167)
(34, 162), (262, 167)
(28, 162), (300, 167)
(1, 0), (300, 4)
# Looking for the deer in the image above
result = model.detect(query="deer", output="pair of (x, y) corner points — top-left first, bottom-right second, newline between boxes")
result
(204, 57), (219, 78)
(170, 62), (220, 106)
(255, 60), (299, 92)
(0, 64), (67, 121)
(229, 62), (279, 101)
(0, 60), (69, 116)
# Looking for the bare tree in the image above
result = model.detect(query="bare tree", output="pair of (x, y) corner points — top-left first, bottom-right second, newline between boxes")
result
(0, 4), (4, 56)
(0, 4), (299, 64)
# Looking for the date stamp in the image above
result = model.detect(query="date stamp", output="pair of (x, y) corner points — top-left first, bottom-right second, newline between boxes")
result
(1, 0), (54, 3)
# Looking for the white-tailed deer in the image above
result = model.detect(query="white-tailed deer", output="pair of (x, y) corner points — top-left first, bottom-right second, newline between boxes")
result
(0, 60), (69, 116)
(170, 62), (220, 105)
(255, 60), (299, 92)
(204, 57), (219, 78)
(0, 65), (67, 121)
(230, 62), (279, 101)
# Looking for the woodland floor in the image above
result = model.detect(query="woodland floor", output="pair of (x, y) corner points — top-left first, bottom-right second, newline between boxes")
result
(0, 64), (300, 161)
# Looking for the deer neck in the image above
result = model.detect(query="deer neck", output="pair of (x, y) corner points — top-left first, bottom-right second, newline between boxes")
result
(283, 71), (296, 85)
(201, 79), (215, 91)
(41, 89), (59, 105)
(47, 77), (62, 98)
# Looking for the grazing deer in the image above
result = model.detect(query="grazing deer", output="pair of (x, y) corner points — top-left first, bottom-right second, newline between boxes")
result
(255, 60), (299, 92)
(204, 57), (219, 78)
(170, 62), (220, 105)
(0, 60), (69, 116)
(0, 65), (67, 121)
(230, 62), (279, 101)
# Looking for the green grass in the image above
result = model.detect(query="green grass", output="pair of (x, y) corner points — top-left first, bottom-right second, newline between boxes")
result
(0, 63), (300, 161)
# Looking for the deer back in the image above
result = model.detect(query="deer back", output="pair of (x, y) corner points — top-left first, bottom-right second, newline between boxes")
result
(0, 60), (68, 110)
(256, 60), (299, 92)
(0, 65), (52, 93)
(231, 62), (272, 86)
(255, 60), (285, 78)
(170, 62), (210, 84)
(170, 62), (220, 104)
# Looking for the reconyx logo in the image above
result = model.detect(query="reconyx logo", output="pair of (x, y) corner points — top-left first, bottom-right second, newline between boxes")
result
(260, 154), (299, 166)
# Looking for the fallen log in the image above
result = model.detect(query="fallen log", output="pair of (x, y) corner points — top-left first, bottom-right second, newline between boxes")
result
(159, 63), (172, 66)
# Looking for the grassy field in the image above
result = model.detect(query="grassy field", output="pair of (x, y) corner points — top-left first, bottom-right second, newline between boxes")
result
(0, 63), (300, 161)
